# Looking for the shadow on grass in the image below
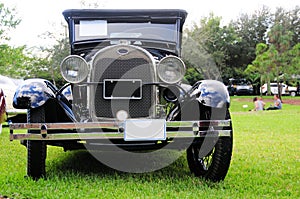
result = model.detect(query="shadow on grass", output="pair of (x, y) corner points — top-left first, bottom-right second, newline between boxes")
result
(46, 149), (193, 181)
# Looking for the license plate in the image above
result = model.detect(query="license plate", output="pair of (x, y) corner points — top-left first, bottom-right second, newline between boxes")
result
(124, 120), (166, 141)
(103, 79), (142, 99)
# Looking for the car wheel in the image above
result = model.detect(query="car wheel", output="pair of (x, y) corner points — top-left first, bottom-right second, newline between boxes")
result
(290, 91), (296, 97)
(186, 109), (233, 182)
(27, 106), (47, 180)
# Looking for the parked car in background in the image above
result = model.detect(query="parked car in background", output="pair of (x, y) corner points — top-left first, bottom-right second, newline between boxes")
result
(0, 75), (26, 122)
(0, 88), (7, 134)
(261, 83), (297, 96)
(227, 78), (253, 96)
(10, 9), (233, 182)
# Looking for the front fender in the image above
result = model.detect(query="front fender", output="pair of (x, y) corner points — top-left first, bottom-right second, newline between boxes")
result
(167, 80), (230, 121)
(190, 80), (230, 108)
(13, 79), (56, 109)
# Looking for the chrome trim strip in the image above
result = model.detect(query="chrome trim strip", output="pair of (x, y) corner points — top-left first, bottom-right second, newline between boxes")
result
(10, 130), (231, 141)
(9, 120), (231, 141)
(9, 120), (231, 130)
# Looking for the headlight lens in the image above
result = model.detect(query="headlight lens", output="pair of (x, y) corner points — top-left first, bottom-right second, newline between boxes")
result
(157, 56), (186, 83)
(60, 55), (89, 83)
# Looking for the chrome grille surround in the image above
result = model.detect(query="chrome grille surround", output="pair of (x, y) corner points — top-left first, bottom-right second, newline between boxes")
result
(89, 44), (157, 120)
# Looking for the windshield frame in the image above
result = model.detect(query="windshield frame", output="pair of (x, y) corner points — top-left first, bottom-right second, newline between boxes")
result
(63, 9), (187, 56)
(74, 20), (179, 43)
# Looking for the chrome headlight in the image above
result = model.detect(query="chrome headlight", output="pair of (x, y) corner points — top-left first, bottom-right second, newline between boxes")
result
(60, 55), (89, 83)
(157, 56), (186, 84)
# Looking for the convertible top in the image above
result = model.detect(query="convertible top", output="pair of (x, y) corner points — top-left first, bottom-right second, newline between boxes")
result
(63, 9), (187, 28)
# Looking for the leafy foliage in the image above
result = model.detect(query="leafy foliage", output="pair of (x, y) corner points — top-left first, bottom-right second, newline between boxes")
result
(0, 43), (51, 80)
(38, 36), (70, 87)
(230, 6), (272, 76)
(184, 67), (203, 85)
(246, 6), (300, 96)
(0, 3), (20, 41)
(288, 43), (300, 75)
(245, 43), (273, 95)
(184, 13), (239, 82)
(184, 6), (299, 91)
(0, 3), (49, 80)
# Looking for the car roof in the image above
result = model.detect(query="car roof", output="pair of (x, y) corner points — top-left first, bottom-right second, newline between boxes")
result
(63, 9), (188, 27)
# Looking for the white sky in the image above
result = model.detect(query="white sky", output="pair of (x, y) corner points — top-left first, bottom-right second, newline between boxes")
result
(2, 0), (299, 48)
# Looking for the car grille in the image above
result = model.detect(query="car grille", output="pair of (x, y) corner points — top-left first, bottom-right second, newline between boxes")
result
(91, 45), (155, 118)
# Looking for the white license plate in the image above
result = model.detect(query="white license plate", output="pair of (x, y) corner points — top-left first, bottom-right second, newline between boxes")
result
(124, 119), (166, 141)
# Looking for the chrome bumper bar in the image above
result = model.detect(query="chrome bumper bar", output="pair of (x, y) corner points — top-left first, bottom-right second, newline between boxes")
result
(10, 120), (231, 141)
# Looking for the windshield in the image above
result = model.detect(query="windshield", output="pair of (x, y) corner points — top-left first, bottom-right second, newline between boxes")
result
(74, 20), (177, 42)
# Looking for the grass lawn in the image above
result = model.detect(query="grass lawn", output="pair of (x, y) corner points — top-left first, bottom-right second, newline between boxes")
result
(0, 96), (299, 198)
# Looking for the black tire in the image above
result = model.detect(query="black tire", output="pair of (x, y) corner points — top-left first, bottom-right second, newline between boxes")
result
(27, 106), (47, 180)
(186, 109), (233, 182)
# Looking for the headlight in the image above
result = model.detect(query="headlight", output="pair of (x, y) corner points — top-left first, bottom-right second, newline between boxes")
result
(157, 56), (186, 84)
(60, 55), (89, 83)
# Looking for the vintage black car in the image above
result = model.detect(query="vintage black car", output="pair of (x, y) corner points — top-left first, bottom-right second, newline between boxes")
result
(10, 9), (233, 182)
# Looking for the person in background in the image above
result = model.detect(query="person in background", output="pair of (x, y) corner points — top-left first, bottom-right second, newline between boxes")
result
(266, 94), (282, 110)
(259, 96), (266, 109)
(253, 96), (265, 111)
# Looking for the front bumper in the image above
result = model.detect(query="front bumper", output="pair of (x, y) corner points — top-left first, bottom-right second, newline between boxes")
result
(9, 120), (231, 141)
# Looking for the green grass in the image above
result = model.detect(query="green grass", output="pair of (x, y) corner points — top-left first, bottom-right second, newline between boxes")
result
(0, 97), (299, 198)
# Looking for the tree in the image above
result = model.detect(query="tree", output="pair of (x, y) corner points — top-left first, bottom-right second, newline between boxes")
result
(243, 6), (299, 96)
(287, 6), (300, 47)
(0, 43), (51, 79)
(288, 43), (300, 76)
(246, 25), (295, 97)
(183, 13), (239, 81)
(37, 33), (70, 87)
(273, 6), (300, 47)
(0, 3), (21, 42)
(268, 22), (293, 97)
(183, 65), (204, 85)
(0, 3), (34, 79)
(231, 6), (272, 77)
(0, 44), (27, 77)
(245, 43), (274, 95)
(33, 1), (104, 86)
(48, 36), (70, 87)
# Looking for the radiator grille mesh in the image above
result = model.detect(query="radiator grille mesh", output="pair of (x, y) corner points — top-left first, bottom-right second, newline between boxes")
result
(91, 45), (155, 118)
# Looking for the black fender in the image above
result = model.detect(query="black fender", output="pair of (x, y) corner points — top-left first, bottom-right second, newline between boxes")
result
(189, 80), (230, 108)
(13, 79), (76, 122)
(167, 80), (230, 121)
(13, 79), (56, 109)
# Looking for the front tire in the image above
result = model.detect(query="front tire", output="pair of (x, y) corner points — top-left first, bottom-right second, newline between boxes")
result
(27, 106), (47, 180)
(186, 109), (233, 182)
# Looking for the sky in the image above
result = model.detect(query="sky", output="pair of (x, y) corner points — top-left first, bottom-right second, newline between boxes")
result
(2, 0), (299, 49)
